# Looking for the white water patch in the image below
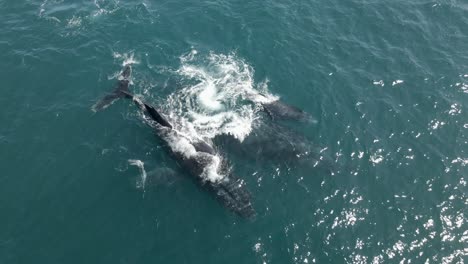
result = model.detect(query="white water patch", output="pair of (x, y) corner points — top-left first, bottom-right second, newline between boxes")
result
(38, 0), (62, 23)
(165, 51), (277, 142)
(451, 157), (468, 166)
(92, 0), (120, 17)
(109, 51), (139, 84)
(188, 106), (255, 140)
(165, 132), (198, 158)
(112, 51), (140, 67)
(447, 103), (461, 116)
(429, 119), (446, 130)
(370, 149), (385, 165)
(392, 80), (404, 86)
(373, 80), (385, 87)
(128, 159), (147, 189)
(39, 0), (49, 17)
(201, 154), (223, 182)
(136, 106), (225, 183)
(140, 51), (281, 183)
(66, 15), (82, 28)
(164, 129), (225, 182)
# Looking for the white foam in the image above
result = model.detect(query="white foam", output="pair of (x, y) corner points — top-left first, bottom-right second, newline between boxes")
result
(39, 0), (48, 17)
(128, 159), (147, 189)
(37, 0), (62, 22)
(370, 149), (384, 164)
(148, 52), (280, 182)
(166, 52), (277, 143)
(253, 242), (262, 252)
(166, 132), (198, 157)
(156, 52), (271, 181)
(392, 80), (404, 86)
(112, 52), (139, 66)
(179, 49), (198, 63)
(198, 82), (224, 111)
(92, 0), (120, 17)
(163, 130), (224, 182)
(188, 107), (254, 141)
(66, 15), (82, 28)
(373, 80), (385, 86)
(201, 154), (224, 182)
(448, 103), (461, 115)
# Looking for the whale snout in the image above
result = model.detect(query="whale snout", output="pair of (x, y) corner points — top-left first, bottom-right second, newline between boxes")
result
(122, 65), (132, 79)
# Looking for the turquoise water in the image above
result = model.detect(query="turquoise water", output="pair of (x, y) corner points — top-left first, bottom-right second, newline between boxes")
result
(1, 0), (467, 263)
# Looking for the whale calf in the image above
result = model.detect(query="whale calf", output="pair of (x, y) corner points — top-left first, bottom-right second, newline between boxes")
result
(94, 65), (255, 218)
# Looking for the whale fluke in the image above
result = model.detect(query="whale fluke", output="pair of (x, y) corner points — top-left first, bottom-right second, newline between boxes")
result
(92, 65), (133, 112)
(93, 65), (173, 129)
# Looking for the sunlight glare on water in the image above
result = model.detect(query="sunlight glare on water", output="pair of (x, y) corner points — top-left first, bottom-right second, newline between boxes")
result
(0, 0), (467, 263)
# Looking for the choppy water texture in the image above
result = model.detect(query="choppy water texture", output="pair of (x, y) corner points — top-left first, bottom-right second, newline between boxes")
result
(1, 0), (467, 263)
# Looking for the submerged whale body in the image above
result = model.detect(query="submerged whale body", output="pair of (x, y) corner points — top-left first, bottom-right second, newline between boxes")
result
(262, 100), (317, 123)
(94, 65), (255, 218)
(215, 120), (335, 174)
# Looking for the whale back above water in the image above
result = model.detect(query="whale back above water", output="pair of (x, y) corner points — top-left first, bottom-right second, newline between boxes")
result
(93, 65), (256, 219)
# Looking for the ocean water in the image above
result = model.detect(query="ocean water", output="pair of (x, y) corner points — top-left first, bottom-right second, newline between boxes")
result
(1, 0), (467, 263)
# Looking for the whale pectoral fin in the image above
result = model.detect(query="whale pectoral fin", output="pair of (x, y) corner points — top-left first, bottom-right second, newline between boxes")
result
(144, 167), (182, 187)
(130, 165), (183, 190)
(92, 91), (121, 112)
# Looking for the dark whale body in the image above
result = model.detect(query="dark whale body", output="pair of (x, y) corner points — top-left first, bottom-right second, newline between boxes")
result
(94, 66), (255, 218)
(262, 100), (316, 123)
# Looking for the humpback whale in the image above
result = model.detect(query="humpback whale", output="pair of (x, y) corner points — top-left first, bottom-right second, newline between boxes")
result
(94, 65), (255, 218)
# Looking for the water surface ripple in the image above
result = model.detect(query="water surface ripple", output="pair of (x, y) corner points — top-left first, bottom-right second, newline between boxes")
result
(0, 0), (467, 263)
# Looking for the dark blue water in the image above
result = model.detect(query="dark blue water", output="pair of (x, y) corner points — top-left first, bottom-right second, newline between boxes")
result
(1, 0), (467, 263)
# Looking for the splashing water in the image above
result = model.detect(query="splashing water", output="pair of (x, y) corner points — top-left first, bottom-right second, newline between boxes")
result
(163, 51), (278, 143)
(131, 51), (281, 183)
(113, 52), (139, 67)
(128, 159), (147, 190)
